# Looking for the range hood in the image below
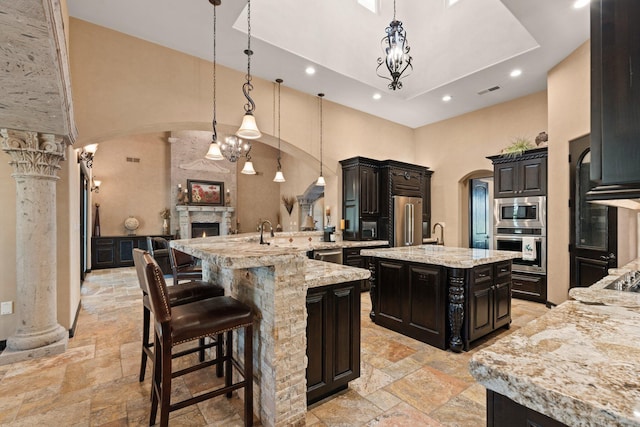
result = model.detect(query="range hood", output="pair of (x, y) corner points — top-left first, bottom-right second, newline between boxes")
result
(299, 181), (325, 204)
(586, 184), (640, 210)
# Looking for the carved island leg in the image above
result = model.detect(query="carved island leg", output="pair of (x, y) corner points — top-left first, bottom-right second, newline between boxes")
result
(448, 268), (466, 353)
(367, 257), (377, 321)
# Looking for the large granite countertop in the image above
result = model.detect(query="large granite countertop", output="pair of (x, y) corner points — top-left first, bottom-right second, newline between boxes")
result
(360, 245), (521, 268)
(469, 300), (640, 427)
(470, 256), (640, 427)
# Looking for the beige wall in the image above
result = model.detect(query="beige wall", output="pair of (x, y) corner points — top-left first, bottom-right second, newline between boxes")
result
(547, 40), (637, 304)
(414, 91), (549, 247)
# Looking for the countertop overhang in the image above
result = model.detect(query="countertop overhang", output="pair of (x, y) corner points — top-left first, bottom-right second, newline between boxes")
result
(361, 245), (521, 268)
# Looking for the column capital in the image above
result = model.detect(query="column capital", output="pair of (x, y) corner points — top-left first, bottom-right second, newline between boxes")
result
(1, 128), (67, 179)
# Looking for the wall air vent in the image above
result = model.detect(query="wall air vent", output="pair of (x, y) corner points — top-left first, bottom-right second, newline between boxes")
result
(126, 157), (140, 163)
(478, 85), (501, 95)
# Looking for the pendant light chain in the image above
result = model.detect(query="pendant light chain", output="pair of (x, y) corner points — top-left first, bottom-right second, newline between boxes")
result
(393, 0), (396, 21)
(246, 0), (252, 84)
(212, 3), (217, 143)
(277, 80), (282, 165)
(319, 94), (323, 176)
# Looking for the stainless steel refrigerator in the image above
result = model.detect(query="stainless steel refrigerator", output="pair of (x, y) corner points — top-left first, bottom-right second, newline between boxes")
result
(393, 195), (423, 247)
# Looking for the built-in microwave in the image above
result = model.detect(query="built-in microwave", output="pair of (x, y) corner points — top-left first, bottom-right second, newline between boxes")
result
(494, 196), (546, 230)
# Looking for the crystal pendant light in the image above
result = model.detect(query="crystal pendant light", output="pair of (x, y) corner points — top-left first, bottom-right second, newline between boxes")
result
(316, 93), (326, 187)
(205, 0), (224, 160)
(236, 0), (262, 139)
(273, 78), (286, 182)
(376, 0), (413, 90)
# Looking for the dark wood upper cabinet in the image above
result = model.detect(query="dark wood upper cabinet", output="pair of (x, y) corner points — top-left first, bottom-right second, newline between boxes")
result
(488, 148), (548, 198)
(590, 0), (640, 195)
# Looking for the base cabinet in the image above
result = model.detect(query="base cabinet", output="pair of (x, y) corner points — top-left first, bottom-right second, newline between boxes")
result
(375, 260), (447, 349)
(306, 280), (361, 404)
(91, 235), (172, 269)
(468, 262), (512, 343)
(487, 390), (568, 427)
(512, 272), (547, 303)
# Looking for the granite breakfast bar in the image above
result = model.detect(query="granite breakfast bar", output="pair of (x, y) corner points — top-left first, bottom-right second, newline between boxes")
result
(170, 235), (371, 427)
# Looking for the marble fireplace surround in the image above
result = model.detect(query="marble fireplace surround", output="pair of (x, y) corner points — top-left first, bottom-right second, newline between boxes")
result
(176, 205), (234, 239)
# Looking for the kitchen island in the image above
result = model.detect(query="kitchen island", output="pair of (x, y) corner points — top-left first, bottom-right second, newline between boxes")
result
(469, 257), (640, 427)
(361, 245), (520, 352)
(170, 234), (370, 427)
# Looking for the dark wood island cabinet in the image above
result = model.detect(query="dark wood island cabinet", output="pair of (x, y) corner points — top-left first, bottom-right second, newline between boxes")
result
(91, 234), (172, 269)
(306, 279), (361, 404)
(362, 246), (519, 352)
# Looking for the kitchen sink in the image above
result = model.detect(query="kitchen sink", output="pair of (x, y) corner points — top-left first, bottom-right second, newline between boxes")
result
(605, 271), (640, 292)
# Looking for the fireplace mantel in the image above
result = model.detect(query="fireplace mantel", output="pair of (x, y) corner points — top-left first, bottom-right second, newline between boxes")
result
(176, 205), (234, 239)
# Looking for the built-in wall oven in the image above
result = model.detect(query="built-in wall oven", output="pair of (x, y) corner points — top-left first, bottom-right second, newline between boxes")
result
(494, 196), (546, 274)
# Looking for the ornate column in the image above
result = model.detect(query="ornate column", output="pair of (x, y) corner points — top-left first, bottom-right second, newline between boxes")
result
(0, 129), (68, 362)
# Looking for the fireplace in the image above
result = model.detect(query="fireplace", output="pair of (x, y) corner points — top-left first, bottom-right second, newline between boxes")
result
(176, 205), (234, 239)
(192, 222), (219, 238)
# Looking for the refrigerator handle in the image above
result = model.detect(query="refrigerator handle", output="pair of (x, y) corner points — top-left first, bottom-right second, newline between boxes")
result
(409, 203), (414, 245)
(405, 203), (414, 246)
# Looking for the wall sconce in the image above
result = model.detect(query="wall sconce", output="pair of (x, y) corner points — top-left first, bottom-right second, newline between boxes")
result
(78, 144), (99, 168)
(91, 177), (101, 193)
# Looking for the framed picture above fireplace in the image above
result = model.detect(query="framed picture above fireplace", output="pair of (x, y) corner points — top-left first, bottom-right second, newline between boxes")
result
(187, 180), (224, 206)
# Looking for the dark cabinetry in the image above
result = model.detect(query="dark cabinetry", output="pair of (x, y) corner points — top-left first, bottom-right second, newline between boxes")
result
(468, 262), (511, 342)
(487, 390), (567, 427)
(590, 0), (640, 193)
(489, 149), (547, 198)
(92, 235), (171, 269)
(374, 260), (447, 349)
(340, 157), (381, 241)
(340, 157), (433, 243)
(306, 280), (361, 404)
(512, 272), (547, 303)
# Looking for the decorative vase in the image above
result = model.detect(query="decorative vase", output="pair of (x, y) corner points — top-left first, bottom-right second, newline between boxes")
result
(162, 218), (169, 235)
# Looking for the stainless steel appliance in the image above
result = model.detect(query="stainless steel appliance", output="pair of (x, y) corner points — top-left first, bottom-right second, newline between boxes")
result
(393, 195), (422, 247)
(494, 195), (547, 274)
(313, 249), (343, 264)
(494, 196), (546, 230)
(494, 232), (546, 273)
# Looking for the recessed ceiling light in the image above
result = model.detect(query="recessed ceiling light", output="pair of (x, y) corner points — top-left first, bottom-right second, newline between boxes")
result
(510, 69), (522, 78)
(445, 0), (460, 7)
(442, 95), (452, 102)
(373, 93), (382, 100)
(305, 66), (316, 75)
(573, 0), (590, 9)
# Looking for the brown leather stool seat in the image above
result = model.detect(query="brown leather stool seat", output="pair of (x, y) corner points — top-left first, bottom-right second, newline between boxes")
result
(168, 244), (203, 285)
(133, 249), (224, 382)
(141, 252), (254, 427)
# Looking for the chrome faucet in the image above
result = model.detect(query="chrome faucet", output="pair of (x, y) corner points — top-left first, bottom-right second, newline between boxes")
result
(433, 222), (444, 246)
(259, 220), (274, 245)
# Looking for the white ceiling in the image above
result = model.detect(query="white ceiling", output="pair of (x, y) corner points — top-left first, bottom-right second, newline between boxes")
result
(66, 0), (590, 129)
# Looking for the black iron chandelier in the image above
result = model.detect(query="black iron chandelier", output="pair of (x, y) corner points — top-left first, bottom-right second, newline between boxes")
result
(376, 0), (413, 90)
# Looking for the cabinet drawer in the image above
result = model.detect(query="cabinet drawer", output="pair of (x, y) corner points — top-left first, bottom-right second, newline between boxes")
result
(474, 265), (493, 284)
(494, 261), (511, 278)
(512, 273), (546, 301)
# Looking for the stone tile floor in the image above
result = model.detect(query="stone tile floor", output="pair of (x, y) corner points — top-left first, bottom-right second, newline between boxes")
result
(0, 267), (548, 426)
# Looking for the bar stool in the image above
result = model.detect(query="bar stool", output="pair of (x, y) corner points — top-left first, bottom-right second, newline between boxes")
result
(168, 244), (203, 286)
(133, 249), (224, 382)
(142, 252), (254, 427)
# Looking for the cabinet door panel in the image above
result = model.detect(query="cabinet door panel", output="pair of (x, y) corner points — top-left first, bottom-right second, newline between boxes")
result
(377, 261), (404, 323)
(470, 286), (493, 341)
(493, 282), (511, 329)
(306, 291), (329, 393)
(407, 265), (443, 334)
(332, 286), (358, 380)
(520, 158), (546, 195)
(495, 163), (517, 197)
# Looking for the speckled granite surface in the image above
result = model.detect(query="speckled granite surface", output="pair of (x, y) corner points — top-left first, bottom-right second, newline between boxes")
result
(569, 258), (640, 307)
(305, 259), (370, 289)
(470, 256), (640, 427)
(360, 245), (520, 268)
